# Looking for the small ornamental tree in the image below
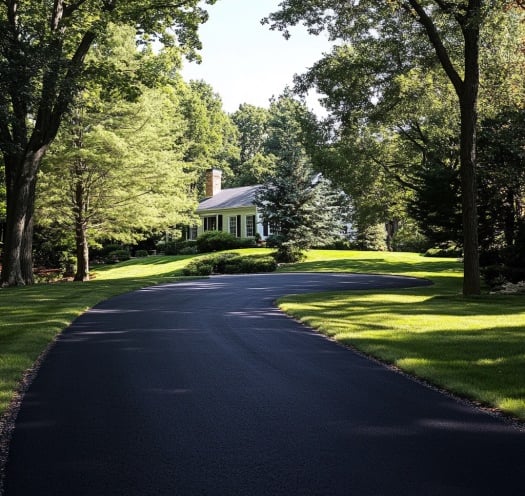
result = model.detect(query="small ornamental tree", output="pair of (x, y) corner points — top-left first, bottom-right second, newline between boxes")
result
(255, 145), (350, 263)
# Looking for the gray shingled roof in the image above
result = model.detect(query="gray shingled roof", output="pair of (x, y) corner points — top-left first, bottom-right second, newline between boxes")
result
(197, 185), (261, 212)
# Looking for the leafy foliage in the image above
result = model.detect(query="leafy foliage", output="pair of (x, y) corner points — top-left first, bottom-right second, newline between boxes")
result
(255, 102), (351, 264)
(195, 231), (256, 253)
(182, 252), (277, 275)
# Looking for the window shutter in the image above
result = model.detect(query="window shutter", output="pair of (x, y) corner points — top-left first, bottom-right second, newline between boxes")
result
(237, 215), (241, 237)
(218, 214), (223, 231)
(263, 221), (269, 237)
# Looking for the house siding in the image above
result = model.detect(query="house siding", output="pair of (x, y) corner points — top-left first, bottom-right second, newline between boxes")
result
(197, 207), (265, 239)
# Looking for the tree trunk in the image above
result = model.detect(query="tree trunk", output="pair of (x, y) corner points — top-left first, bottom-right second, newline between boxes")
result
(1, 152), (43, 286)
(459, 17), (481, 296)
(74, 222), (90, 282)
(385, 219), (399, 252)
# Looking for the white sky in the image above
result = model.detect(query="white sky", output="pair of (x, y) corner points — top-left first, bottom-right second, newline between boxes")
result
(181, 0), (333, 115)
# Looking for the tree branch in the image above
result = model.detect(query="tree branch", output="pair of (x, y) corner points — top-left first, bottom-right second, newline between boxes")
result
(405, 0), (464, 95)
(371, 156), (421, 192)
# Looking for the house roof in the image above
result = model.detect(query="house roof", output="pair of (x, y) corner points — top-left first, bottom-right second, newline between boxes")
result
(197, 185), (261, 212)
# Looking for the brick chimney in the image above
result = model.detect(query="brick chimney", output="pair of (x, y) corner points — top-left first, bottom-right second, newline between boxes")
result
(205, 168), (222, 197)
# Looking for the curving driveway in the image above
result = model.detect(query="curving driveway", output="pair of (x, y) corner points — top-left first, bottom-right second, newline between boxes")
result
(3, 273), (525, 495)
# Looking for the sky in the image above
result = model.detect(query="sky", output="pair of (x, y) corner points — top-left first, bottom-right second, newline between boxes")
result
(181, 0), (333, 115)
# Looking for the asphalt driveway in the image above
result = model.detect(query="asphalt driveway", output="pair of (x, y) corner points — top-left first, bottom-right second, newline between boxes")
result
(3, 273), (525, 495)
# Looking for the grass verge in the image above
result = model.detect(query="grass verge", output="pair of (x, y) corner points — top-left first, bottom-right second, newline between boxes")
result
(278, 250), (525, 420)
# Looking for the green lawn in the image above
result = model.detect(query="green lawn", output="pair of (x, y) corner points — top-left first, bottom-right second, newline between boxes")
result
(1, 249), (524, 423)
(278, 250), (525, 420)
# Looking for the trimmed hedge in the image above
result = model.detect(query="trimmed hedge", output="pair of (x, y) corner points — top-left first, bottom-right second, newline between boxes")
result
(182, 253), (277, 276)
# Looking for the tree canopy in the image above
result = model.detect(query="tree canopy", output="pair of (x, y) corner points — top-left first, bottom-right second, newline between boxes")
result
(265, 0), (524, 294)
(0, 0), (217, 286)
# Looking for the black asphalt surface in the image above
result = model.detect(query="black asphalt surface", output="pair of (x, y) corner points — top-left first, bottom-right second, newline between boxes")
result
(3, 273), (525, 495)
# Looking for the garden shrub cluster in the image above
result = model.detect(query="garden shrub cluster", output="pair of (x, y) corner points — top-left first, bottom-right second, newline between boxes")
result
(161, 232), (257, 256)
(162, 239), (198, 255)
(107, 249), (131, 263)
(195, 231), (256, 253)
(182, 252), (277, 276)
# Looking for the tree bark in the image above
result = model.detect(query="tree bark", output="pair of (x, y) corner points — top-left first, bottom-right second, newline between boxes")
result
(1, 150), (44, 286)
(74, 222), (90, 282)
(74, 175), (90, 282)
(458, 4), (481, 296)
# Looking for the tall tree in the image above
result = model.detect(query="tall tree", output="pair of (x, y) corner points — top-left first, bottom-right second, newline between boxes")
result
(38, 84), (194, 281)
(180, 80), (239, 193)
(255, 94), (349, 262)
(255, 149), (349, 263)
(265, 0), (507, 295)
(0, 0), (216, 286)
(229, 104), (275, 186)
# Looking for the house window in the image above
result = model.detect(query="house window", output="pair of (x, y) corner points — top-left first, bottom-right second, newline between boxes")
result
(246, 215), (256, 237)
(229, 216), (237, 236)
(187, 226), (198, 240)
(203, 216), (217, 231)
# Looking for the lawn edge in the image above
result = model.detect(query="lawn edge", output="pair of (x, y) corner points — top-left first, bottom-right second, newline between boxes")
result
(277, 292), (525, 430)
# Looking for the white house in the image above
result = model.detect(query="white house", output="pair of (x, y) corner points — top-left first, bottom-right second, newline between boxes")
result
(190, 169), (269, 240)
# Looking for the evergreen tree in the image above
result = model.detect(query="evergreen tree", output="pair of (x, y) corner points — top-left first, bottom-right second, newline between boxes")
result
(256, 144), (349, 263)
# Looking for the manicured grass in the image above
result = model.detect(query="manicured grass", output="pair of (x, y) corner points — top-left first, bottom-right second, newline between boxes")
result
(0, 255), (196, 416)
(278, 250), (525, 420)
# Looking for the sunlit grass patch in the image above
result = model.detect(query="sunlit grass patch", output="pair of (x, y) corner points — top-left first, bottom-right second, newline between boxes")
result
(278, 253), (525, 420)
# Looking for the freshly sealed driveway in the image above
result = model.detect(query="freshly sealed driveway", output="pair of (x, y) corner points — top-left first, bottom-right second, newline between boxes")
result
(4, 273), (525, 495)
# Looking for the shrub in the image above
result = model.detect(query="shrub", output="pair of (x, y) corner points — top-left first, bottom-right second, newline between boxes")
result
(490, 280), (525, 295)
(182, 253), (277, 276)
(315, 239), (352, 250)
(163, 240), (197, 255)
(223, 256), (277, 274)
(424, 243), (462, 258)
(274, 246), (306, 264)
(107, 249), (131, 263)
(355, 224), (387, 251)
(392, 228), (429, 253)
(135, 250), (149, 258)
(265, 234), (285, 249)
(182, 260), (214, 276)
(482, 264), (525, 288)
(195, 231), (257, 253)
(178, 246), (198, 255)
(196, 231), (239, 253)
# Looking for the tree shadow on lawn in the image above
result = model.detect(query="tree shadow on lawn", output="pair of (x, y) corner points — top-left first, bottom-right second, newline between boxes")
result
(282, 288), (525, 417)
(344, 328), (525, 416)
(93, 254), (196, 273)
(282, 257), (462, 276)
(297, 287), (525, 318)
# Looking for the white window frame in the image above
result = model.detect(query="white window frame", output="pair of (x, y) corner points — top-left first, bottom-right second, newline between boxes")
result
(229, 216), (237, 236)
(246, 215), (255, 237)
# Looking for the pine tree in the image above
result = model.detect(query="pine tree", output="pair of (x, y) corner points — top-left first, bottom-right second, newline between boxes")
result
(255, 145), (349, 263)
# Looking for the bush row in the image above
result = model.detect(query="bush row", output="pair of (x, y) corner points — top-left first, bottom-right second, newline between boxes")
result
(162, 231), (257, 255)
(182, 253), (277, 276)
